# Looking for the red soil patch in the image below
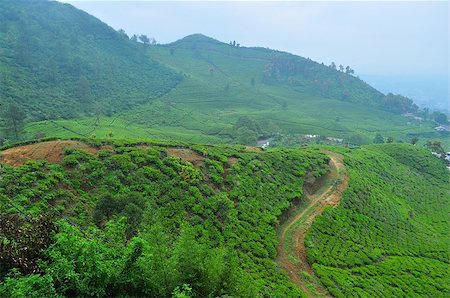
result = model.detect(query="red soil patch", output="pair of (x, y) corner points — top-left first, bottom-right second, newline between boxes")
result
(167, 148), (205, 167)
(245, 146), (262, 152)
(0, 141), (99, 166)
(228, 157), (238, 166)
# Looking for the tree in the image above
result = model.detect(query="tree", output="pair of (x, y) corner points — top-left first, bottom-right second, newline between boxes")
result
(433, 112), (448, 125)
(329, 62), (336, 70)
(339, 65), (344, 72)
(131, 35), (138, 42)
(410, 136), (419, 145)
(386, 136), (394, 143)
(373, 133), (384, 144)
(118, 29), (129, 39)
(426, 140), (446, 159)
(345, 66), (355, 75)
(2, 104), (26, 140)
(138, 34), (150, 45)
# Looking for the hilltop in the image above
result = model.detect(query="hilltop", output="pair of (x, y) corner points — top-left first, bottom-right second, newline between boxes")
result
(22, 30), (442, 146)
(0, 1), (445, 147)
(0, 0), (181, 120)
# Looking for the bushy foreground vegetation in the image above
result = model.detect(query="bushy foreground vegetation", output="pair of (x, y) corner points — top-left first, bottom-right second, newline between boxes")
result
(0, 139), (329, 297)
(306, 144), (450, 297)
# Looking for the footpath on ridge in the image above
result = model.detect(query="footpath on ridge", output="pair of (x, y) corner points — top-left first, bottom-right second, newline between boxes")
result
(276, 151), (349, 297)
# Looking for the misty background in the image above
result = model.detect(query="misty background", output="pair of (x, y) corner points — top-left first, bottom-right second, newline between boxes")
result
(63, 0), (449, 112)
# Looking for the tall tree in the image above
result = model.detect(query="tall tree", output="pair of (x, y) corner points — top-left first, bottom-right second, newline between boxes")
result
(373, 133), (384, 144)
(138, 34), (150, 45)
(345, 66), (355, 75)
(2, 104), (26, 140)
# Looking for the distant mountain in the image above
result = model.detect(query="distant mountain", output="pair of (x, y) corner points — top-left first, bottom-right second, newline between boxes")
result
(361, 73), (449, 112)
(0, 0), (181, 120)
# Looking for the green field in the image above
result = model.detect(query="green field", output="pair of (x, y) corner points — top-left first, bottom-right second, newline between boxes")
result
(306, 144), (450, 297)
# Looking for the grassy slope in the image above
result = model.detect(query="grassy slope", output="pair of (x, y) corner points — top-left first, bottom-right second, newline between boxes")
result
(0, 138), (329, 297)
(306, 144), (450, 297)
(25, 35), (437, 146)
(0, 0), (180, 120)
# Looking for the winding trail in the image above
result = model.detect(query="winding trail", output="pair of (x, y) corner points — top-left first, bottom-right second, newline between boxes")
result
(276, 151), (348, 297)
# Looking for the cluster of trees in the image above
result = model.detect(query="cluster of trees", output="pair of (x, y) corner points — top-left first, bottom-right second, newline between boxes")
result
(232, 116), (280, 146)
(372, 133), (394, 144)
(306, 144), (449, 297)
(229, 40), (240, 47)
(0, 139), (329, 297)
(329, 62), (355, 75)
(381, 93), (419, 114)
(262, 53), (384, 106)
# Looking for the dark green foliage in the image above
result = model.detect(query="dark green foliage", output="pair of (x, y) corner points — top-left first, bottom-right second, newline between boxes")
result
(382, 93), (418, 114)
(426, 140), (446, 160)
(0, 214), (56, 276)
(2, 104), (26, 140)
(0, 140), (329, 297)
(262, 52), (384, 106)
(306, 144), (450, 297)
(433, 112), (449, 125)
(373, 133), (384, 144)
(0, 0), (181, 120)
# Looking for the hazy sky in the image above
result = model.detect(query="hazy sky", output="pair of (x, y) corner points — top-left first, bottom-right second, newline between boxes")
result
(62, 1), (448, 78)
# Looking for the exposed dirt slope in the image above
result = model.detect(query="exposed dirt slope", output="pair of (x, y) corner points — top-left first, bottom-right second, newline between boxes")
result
(276, 151), (348, 297)
(0, 141), (99, 166)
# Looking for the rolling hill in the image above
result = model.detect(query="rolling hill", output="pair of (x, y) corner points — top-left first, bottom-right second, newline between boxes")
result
(22, 33), (442, 147)
(0, 2), (449, 296)
(0, 0), (444, 148)
(0, 139), (448, 297)
(0, 0), (181, 120)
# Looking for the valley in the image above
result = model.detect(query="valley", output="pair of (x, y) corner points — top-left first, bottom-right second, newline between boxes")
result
(0, 1), (448, 297)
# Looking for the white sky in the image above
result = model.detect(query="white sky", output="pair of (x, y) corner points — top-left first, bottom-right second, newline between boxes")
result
(61, 1), (448, 78)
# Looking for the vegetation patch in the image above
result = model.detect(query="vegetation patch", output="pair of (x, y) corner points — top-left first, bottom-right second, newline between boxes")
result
(0, 139), (329, 297)
(306, 144), (450, 297)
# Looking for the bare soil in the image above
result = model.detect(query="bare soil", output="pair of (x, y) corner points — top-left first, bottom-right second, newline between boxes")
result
(167, 148), (205, 167)
(276, 151), (348, 297)
(244, 146), (262, 152)
(0, 140), (99, 166)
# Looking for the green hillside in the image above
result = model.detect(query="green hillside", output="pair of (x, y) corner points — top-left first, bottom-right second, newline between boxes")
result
(21, 33), (441, 147)
(0, 138), (329, 297)
(0, 0), (181, 120)
(306, 144), (450, 297)
(1, 140), (448, 297)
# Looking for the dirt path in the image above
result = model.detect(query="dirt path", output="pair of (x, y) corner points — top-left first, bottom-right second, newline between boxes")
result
(277, 151), (348, 297)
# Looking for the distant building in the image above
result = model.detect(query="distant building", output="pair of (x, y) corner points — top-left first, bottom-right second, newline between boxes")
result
(326, 137), (344, 143)
(402, 113), (423, 121)
(434, 125), (449, 132)
(257, 139), (270, 149)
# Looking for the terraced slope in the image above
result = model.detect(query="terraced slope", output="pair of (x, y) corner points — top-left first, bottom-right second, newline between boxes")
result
(306, 144), (450, 297)
(0, 138), (329, 297)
